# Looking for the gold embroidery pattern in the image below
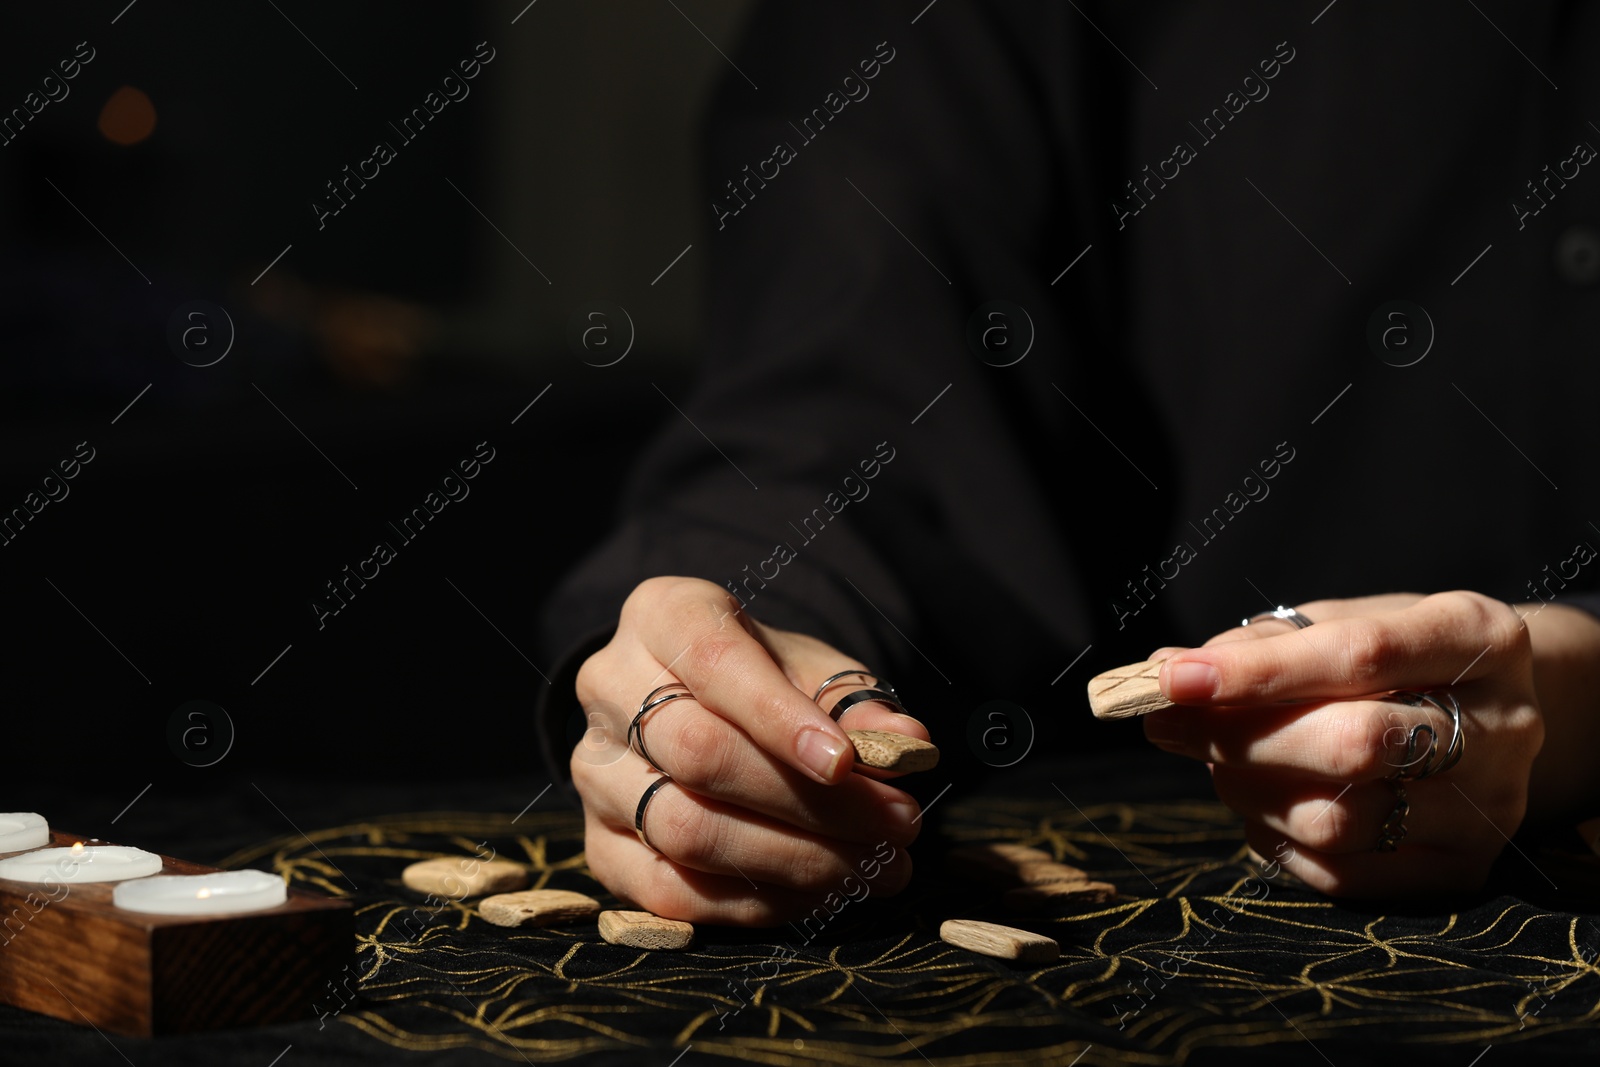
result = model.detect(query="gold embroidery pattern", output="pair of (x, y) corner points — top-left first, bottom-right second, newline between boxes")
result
(217, 801), (1600, 1064)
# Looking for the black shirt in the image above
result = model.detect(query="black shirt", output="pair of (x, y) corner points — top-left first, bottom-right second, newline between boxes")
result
(538, 1), (1600, 787)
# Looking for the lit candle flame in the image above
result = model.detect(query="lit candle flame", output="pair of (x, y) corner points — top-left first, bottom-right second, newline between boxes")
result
(71, 842), (86, 855)
(196, 888), (212, 900)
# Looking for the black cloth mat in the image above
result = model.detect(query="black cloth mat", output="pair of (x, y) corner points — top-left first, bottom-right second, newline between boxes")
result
(5, 754), (1600, 1066)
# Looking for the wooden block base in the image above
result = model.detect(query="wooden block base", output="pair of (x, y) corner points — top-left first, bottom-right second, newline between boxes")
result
(0, 831), (353, 1037)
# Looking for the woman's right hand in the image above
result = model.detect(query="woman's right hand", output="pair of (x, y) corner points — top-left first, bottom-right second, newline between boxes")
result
(571, 577), (927, 925)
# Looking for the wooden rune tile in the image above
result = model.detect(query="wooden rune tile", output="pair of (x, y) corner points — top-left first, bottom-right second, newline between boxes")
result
(1087, 660), (1173, 719)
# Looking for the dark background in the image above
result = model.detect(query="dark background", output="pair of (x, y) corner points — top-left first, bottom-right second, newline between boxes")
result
(1, 1), (757, 794)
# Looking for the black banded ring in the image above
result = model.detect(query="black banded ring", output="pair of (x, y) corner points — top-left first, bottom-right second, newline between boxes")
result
(812, 668), (896, 706)
(827, 687), (906, 723)
(634, 775), (675, 853)
(1375, 780), (1410, 852)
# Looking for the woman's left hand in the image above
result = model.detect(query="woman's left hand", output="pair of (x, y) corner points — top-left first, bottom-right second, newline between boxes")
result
(1142, 591), (1544, 896)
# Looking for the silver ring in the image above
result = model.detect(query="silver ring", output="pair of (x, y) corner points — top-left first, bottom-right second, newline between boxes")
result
(812, 668), (896, 706)
(1386, 690), (1463, 781)
(629, 684), (691, 770)
(828, 687), (906, 723)
(634, 775), (675, 853)
(1241, 605), (1314, 629)
(1376, 779), (1410, 851)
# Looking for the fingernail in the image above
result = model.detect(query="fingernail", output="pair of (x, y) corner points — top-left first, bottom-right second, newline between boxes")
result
(797, 729), (849, 782)
(1143, 711), (1192, 751)
(1164, 661), (1220, 702)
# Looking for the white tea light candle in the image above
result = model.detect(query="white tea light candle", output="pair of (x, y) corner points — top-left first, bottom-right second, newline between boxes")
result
(0, 813), (49, 853)
(113, 871), (286, 916)
(0, 843), (164, 884)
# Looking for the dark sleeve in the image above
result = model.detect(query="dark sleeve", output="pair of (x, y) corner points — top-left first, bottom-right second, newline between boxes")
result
(535, 1), (1114, 797)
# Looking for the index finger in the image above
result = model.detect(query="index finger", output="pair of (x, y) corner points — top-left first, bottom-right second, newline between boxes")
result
(1159, 591), (1527, 706)
(637, 583), (856, 785)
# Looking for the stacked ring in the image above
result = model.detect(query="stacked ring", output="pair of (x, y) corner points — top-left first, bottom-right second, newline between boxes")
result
(1386, 690), (1464, 781)
(629, 683), (692, 770)
(1241, 605), (1314, 629)
(1375, 689), (1465, 853)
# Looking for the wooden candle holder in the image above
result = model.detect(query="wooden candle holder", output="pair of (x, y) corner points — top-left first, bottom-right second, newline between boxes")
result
(0, 831), (353, 1036)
